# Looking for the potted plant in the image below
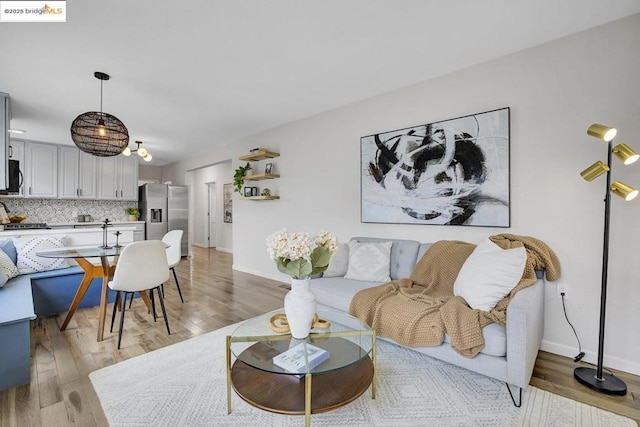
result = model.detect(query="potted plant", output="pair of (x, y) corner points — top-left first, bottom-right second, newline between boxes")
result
(233, 162), (252, 193)
(126, 207), (140, 221)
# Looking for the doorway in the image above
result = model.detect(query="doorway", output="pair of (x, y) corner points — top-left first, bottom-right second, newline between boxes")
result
(207, 182), (217, 248)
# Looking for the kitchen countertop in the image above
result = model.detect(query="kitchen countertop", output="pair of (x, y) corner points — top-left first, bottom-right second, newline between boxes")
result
(47, 221), (145, 226)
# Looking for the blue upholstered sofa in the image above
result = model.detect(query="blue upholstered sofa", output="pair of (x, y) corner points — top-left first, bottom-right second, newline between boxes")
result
(0, 227), (135, 391)
(310, 237), (547, 406)
(0, 266), (115, 391)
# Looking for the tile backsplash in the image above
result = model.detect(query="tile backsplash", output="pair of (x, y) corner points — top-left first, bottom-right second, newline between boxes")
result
(1, 199), (138, 225)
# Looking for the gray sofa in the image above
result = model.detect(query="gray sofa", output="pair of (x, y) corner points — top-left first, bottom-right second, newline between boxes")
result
(310, 237), (545, 406)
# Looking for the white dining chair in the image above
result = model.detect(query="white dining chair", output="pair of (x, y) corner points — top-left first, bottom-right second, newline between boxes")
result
(162, 230), (184, 303)
(108, 240), (170, 349)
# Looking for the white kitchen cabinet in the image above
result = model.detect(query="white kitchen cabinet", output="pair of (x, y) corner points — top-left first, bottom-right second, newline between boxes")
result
(97, 155), (138, 201)
(58, 146), (98, 199)
(25, 141), (57, 198)
(58, 146), (79, 198)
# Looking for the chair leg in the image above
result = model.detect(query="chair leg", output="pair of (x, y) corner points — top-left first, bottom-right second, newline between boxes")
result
(172, 267), (184, 303)
(128, 292), (134, 308)
(110, 291), (121, 333)
(117, 292), (128, 349)
(156, 286), (171, 335)
(149, 289), (157, 321)
(506, 383), (522, 407)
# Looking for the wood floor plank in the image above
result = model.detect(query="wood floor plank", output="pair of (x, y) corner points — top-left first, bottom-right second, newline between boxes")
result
(0, 247), (638, 426)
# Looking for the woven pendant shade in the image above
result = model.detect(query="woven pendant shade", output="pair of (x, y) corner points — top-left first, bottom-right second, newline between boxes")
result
(71, 111), (129, 156)
(70, 71), (129, 157)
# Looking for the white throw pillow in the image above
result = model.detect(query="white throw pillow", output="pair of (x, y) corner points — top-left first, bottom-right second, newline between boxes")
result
(454, 238), (526, 312)
(12, 236), (69, 274)
(323, 243), (349, 277)
(0, 248), (18, 287)
(344, 241), (392, 282)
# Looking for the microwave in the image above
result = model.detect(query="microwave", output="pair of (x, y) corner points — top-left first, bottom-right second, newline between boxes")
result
(5, 159), (22, 194)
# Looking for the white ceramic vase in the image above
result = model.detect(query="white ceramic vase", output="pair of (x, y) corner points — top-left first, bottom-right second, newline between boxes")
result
(284, 278), (317, 339)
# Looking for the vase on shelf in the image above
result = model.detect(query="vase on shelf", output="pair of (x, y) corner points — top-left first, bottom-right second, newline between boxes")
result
(284, 277), (316, 339)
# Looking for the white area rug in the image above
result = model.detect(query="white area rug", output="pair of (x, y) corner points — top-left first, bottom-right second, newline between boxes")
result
(90, 323), (635, 427)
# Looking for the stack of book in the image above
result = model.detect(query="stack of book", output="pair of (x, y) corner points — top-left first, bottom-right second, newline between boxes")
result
(273, 343), (330, 374)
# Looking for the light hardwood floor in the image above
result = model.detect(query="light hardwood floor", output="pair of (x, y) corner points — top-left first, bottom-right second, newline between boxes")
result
(0, 247), (638, 426)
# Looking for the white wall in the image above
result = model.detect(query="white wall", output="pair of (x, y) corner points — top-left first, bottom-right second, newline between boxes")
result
(162, 15), (640, 375)
(184, 161), (233, 252)
(138, 164), (162, 183)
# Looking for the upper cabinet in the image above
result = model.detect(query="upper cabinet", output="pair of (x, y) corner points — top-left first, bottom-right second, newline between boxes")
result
(4, 140), (138, 201)
(0, 93), (9, 192)
(97, 155), (138, 201)
(25, 141), (58, 198)
(58, 146), (99, 199)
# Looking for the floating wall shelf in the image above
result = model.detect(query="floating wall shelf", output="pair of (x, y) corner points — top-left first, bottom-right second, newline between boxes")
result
(239, 150), (280, 162)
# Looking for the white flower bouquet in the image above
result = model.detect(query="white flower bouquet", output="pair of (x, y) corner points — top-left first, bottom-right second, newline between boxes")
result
(266, 229), (338, 279)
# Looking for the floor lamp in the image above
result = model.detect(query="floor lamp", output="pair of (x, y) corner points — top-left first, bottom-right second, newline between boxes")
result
(574, 123), (639, 395)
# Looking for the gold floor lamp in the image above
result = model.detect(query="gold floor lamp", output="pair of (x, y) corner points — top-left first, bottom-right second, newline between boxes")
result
(575, 123), (638, 395)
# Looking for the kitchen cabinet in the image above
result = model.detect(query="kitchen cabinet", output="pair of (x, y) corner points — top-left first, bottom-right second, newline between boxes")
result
(25, 141), (57, 198)
(0, 93), (8, 192)
(58, 146), (98, 199)
(97, 155), (139, 200)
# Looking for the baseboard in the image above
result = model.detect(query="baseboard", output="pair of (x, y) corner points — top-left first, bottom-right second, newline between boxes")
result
(216, 247), (232, 253)
(232, 264), (287, 284)
(192, 243), (208, 248)
(541, 340), (640, 376)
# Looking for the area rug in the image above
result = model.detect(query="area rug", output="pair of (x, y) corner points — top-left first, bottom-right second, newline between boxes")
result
(90, 323), (635, 427)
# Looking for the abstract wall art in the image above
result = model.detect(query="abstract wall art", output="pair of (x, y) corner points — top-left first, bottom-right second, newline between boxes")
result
(361, 107), (510, 227)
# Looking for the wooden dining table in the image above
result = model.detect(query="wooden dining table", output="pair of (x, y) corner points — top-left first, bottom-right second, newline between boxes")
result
(36, 245), (155, 342)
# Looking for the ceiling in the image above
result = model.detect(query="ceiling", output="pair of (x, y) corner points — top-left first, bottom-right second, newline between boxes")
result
(1, 1), (639, 166)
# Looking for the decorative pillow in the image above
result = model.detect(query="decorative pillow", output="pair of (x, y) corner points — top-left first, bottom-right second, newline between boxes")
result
(344, 241), (392, 282)
(453, 238), (526, 312)
(323, 243), (349, 277)
(0, 238), (18, 266)
(0, 248), (18, 287)
(12, 236), (69, 274)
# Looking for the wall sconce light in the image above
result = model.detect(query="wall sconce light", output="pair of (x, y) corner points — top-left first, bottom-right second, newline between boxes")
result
(574, 123), (638, 396)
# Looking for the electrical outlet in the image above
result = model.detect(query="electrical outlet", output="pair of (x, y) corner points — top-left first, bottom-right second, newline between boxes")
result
(557, 283), (569, 299)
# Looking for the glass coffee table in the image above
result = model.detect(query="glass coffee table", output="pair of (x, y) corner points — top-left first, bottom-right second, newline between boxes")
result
(226, 308), (376, 426)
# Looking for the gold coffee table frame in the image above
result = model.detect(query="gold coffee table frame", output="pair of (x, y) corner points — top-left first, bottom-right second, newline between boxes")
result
(226, 310), (376, 427)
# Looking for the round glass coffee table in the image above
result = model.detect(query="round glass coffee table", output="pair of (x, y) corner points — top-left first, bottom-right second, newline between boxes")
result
(226, 308), (376, 426)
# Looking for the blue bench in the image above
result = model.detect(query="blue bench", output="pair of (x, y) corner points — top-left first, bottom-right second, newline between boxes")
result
(0, 267), (116, 391)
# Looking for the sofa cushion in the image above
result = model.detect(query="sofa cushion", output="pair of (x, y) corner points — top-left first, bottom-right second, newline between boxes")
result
(0, 249), (19, 287)
(323, 243), (349, 277)
(352, 237), (420, 280)
(345, 241), (392, 282)
(311, 277), (381, 312)
(0, 239), (18, 266)
(12, 236), (69, 274)
(444, 323), (507, 357)
(454, 238), (526, 312)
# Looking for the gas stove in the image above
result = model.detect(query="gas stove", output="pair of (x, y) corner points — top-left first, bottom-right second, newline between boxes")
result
(1, 223), (50, 230)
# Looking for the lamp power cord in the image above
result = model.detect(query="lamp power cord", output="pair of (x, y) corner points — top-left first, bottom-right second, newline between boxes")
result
(560, 293), (585, 362)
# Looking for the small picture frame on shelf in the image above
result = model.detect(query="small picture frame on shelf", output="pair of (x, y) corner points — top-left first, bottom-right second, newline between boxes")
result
(265, 163), (273, 174)
(244, 187), (253, 197)
(251, 187), (259, 196)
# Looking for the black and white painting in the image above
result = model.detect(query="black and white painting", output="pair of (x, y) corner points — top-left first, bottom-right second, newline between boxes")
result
(361, 107), (510, 227)
(223, 183), (233, 223)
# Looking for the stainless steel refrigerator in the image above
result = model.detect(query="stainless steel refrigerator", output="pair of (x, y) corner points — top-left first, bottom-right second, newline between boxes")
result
(139, 184), (189, 256)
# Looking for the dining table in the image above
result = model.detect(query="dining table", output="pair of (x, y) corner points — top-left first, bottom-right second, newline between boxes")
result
(36, 244), (155, 342)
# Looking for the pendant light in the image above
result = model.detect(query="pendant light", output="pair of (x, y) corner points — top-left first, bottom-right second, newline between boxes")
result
(122, 140), (153, 162)
(70, 71), (129, 157)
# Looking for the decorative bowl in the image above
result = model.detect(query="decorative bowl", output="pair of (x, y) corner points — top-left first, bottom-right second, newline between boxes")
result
(8, 214), (27, 223)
